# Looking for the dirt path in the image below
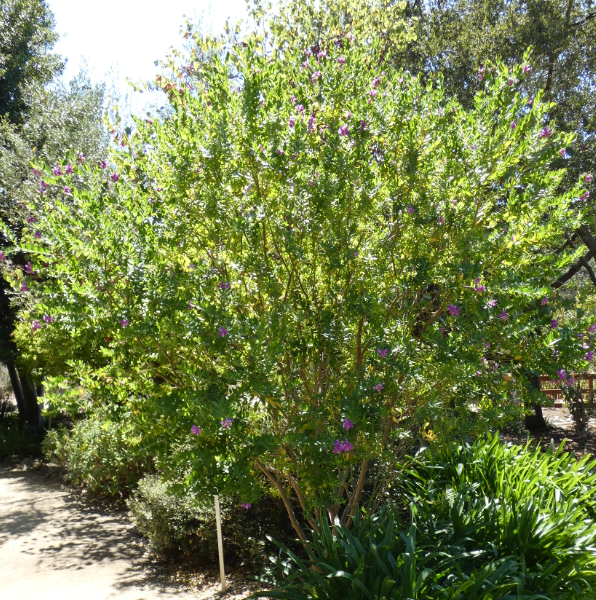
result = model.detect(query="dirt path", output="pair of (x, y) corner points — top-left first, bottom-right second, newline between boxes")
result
(0, 464), (257, 600)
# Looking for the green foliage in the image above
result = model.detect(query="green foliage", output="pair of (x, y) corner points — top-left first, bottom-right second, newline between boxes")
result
(42, 417), (152, 496)
(401, 0), (596, 185)
(128, 473), (298, 568)
(4, 0), (593, 534)
(0, 414), (43, 458)
(257, 436), (596, 600)
(0, 0), (62, 123)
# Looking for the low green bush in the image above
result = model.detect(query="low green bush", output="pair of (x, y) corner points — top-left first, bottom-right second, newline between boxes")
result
(0, 415), (44, 459)
(257, 436), (596, 599)
(128, 473), (297, 568)
(42, 417), (151, 496)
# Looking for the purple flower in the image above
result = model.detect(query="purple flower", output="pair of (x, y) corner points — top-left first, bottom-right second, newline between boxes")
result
(219, 282), (230, 290)
(586, 351), (594, 362)
(52, 165), (63, 176)
(119, 319), (129, 328)
(27, 216), (36, 224)
(276, 148), (284, 155)
(43, 315), (54, 323)
(511, 122), (516, 130)
(369, 89), (377, 98)
(191, 425), (202, 435)
(308, 114), (316, 132)
(24, 262), (34, 274)
(221, 417), (232, 429)
(487, 299), (497, 308)
(360, 119), (366, 132)
(439, 327), (446, 334)
(338, 57), (345, 65)
(111, 173), (120, 182)
(21, 282), (29, 292)
(241, 502), (251, 509)
(339, 124), (349, 136)
(557, 369), (567, 380)
(289, 116), (296, 128)
(98, 160), (107, 169)
(438, 215), (445, 224)
(317, 50), (327, 59)
(523, 65), (531, 73)
(373, 382), (383, 392)
(0, 251), (5, 261)
(481, 356), (488, 364)
(40, 180), (47, 189)
(377, 348), (388, 358)
(343, 418), (354, 430)
(407, 204), (415, 214)
(31, 320), (41, 331)
(64, 186), (71, 194)
(312, 71), (321, 83)
(539, 127), (552, 139)
(541, 296), (549, 305)
(354, 250), (359, 257)
(65, 164), (73, 174)
(291, 95), (296, 104)
(333, 439), (353, 454)
(373, 77), (380, 88)
(550, 319), (558, 329)
(296, 104), (304, 114)
(507, 77), (514, 86)
(475, 285), (486, 292)
(581, 191), (589, 202)
(498, 310), (508, 321)
(589, 324), (596, 333)
(448, 304), (459, 316)
(559, 148), (566, 158)
(32, 168), (42, 177)
(527, 97), (533, 106)
(486, 342), (491, 349)
(586, 174), (593, 183)
(78, 153), (85, 163)
(218, 326), (228, 337)
(34, 231), (41, 239)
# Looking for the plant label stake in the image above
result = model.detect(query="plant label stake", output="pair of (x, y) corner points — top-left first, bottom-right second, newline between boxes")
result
(214, 494), (226, 592)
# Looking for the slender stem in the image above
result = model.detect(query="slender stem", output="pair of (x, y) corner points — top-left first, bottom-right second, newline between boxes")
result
(255, 459), (306, 541)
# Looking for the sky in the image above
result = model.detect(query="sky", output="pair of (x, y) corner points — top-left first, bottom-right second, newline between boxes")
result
(47, 0), (248, 116)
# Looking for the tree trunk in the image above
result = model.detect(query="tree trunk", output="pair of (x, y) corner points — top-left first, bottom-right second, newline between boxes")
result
(18, 369), (39, 427)
(6, 362), (26, 423)
(525, 373), (547, 431)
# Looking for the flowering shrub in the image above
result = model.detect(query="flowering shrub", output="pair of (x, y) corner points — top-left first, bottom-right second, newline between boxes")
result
(3, 0), (593, 537)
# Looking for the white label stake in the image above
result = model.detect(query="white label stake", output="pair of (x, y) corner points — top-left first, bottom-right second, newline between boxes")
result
(214, 495), (227, 593)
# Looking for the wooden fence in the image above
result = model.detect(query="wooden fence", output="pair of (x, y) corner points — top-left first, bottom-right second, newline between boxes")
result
(539, 374), (596, 405)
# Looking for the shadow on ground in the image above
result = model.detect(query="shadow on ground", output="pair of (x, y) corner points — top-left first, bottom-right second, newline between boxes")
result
(0, 465), (197, 599)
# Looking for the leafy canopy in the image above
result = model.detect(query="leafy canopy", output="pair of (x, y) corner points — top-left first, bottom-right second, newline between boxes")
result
(4, 0), (593, 537)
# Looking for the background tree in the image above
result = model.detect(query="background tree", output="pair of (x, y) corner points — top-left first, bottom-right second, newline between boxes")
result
(0, 0), (106, 425)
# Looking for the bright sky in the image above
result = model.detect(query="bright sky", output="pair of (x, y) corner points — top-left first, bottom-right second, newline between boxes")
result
(47, 0), (248, 116)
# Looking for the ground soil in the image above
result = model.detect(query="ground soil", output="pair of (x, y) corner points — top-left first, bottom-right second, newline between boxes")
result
(500, 407), (596, 459)
(0, 458), (264, 600)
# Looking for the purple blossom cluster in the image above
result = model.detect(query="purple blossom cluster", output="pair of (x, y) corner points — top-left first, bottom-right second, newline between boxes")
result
(221, 417), (233, 429)
(191, 425), (202, 435)
(333, 439), (353, 454)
